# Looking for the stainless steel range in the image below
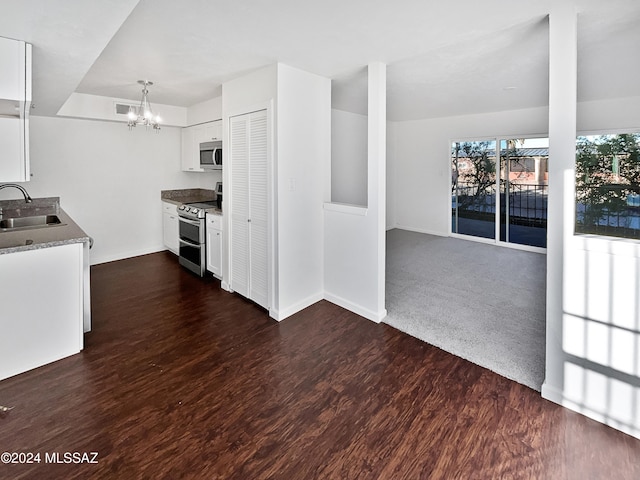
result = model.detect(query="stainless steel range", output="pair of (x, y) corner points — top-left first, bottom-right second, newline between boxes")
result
(177, 201), (216, 276)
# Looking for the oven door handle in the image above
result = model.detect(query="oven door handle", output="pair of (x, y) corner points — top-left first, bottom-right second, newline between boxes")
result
(179, 238), (201, 247)
(178, 216), (201, 227)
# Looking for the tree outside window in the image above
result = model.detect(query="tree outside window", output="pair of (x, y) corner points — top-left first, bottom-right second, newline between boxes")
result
(575, 133), (640, 239)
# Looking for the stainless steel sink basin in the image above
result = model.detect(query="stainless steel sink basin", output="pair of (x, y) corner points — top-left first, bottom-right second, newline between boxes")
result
(0, 214), (64, 231)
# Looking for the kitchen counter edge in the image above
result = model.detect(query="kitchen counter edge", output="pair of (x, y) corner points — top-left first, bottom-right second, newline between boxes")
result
(0, 208), (90, 254)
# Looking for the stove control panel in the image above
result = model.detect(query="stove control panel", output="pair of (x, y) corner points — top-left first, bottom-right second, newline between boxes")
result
(178, 204), (209, 219)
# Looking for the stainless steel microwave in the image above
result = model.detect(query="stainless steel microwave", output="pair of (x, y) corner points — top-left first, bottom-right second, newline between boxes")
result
(200, 140), (222, 170)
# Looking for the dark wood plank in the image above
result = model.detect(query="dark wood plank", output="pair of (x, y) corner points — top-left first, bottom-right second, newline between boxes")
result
(0, 251), (639, 479)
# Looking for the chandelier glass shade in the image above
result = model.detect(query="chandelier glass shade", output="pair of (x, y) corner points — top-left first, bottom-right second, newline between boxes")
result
(128, 80), (161, 131)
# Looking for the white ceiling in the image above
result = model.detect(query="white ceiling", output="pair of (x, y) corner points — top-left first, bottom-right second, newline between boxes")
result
(2, 0), (639, 121)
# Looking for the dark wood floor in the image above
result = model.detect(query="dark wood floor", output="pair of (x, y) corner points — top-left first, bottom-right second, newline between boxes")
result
(1, 251), (639, 479)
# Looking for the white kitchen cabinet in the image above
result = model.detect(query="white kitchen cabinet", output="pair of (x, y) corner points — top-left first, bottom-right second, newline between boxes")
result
(181, 125), (201, 172)
(181, 119), (222, 172)
(162, 201), (179, 254)
(206, 212), (223, 277)
(198, 120), (222, 143)
(0, 242), (84, 381)
(0, 37), (31, 182)
(0, 37), (30, 100)
(229, 109), (268, 309)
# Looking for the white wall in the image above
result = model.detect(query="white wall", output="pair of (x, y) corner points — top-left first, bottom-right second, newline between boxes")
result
(324, 63), (387, 322)
(578, 96), (640, 133)
(223, 65), (278, 118)
(561, 235), (640, 437)
(221, 64), (277, 304)
(331, 109), (367, 206)
(2, 115), (212, 264)
(275, 64), (330, 319)
(222, 63), (330, 321)
(58, 92), (188, 127)
(331, 109), (396, 229)
(187, 96), (222, 126)
(58, 92), (224, 128)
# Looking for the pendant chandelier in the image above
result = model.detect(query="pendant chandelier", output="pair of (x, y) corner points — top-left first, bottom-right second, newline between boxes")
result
(128, 80), (161, 131)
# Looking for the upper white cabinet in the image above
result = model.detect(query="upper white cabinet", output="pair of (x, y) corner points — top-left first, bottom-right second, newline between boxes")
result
(0, 36), (31, 182)
(181, 125), (199, 172)
(0, 37), (31, 100)
(200, 120), (222, 142)
(181, 119), (221, 172)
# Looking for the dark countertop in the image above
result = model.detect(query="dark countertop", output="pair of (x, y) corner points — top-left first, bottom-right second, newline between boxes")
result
(204, 207), (223, 216)
(0, 199), (90, 254)
(161, 188), (223, 215)
(161, 188), (216, 205)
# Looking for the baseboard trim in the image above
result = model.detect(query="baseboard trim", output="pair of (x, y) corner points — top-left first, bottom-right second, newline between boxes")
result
(542, 381), (640, 440)
(324, 292), (386, 323)
(541, 381), (563, 405)
(392, 225), (448, 237)
(90, 246), (167, 265)
(270, 292), (324, 322)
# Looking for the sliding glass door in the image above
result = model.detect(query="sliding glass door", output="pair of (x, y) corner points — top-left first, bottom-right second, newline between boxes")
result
(452, 137), (548, 248)
(451, 140), (497, 239)
(499, 138), (548, 247)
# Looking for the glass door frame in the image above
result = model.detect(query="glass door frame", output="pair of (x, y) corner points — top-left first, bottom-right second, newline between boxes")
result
(450, 135), (548, 254)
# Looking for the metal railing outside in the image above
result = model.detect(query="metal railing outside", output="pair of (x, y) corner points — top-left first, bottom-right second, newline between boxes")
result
(576, 186), (640, 239)
(453, 183), (548, 223)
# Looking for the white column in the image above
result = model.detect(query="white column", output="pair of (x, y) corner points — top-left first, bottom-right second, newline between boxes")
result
(542, 4), (577, 401)
(368, 62), (387, 318)
(323, 62), (387, 322)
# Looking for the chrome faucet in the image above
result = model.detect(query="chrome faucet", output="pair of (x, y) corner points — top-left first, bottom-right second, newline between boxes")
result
(0, 183), (32, 203)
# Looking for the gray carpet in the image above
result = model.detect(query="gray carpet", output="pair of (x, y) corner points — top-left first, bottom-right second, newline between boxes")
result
(384, 229), (546, 391)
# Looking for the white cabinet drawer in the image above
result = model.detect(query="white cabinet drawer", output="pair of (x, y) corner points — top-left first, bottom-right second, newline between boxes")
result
(163, 202), (177, 214)
(206, 213), (223, 230)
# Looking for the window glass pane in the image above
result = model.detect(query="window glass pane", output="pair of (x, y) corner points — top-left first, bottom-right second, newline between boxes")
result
(575, 133), (640, 240)
(500, 138), (549, 248)
(451, 140), (496, 239)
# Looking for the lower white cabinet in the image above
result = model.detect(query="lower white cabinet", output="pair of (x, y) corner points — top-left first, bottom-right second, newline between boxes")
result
(0, 243), (84, 381)
(206, 213), (222, 277)
(162, 201), (179, 254)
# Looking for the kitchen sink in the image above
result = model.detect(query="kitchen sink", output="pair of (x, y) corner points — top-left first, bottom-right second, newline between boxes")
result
(0, 214), (64, 231)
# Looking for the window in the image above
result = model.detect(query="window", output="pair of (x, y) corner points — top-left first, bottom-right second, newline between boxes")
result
(575, 133), (640, 240)
(451, 140), (496, 240)
(451, 138), (548, 248)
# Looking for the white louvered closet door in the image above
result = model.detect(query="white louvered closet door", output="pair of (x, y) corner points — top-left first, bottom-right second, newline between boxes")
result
(230, 115), (249, 298)
(229, 109), (268, 309)
(247, 110), (268, 308)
